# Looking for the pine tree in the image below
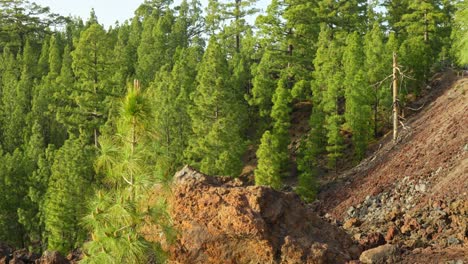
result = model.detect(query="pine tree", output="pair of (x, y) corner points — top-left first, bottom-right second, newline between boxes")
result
(153, 10), (176, 69)
(255, 0), (285, 48)
(71, 23), (115, 146)
(82, 84), (170, 263)
(249, 50), (279, 119)
(399, 35), (431, 93)
(37, 36), (50, 78)
(171, 0), (204, 48)
(187, 37), (246, 176)
(399, 0), (444, 45)
(32, 35), (67, 147)
(53, 45), (77, 134)
(397, 0), (445, 90)
(151, 47), (201, 177)
(270, 78), (292, 160)
(229, 31), (254, 127)
(112, 22), (134, 89)
(136, 14), (157, 85)
(452, 0), (468, 65)
(364, 22), (391, 136)
(383, 0), (410, 36)
(206, 0), (258, 50)
(0, 47), (21, 152)
(0, 149), (28, 246)
(313, 25), (344, 169)
(26, 144), (55, 251)
(254, 78), (291, 189)
(136, 7), (175, 85)
(343, 32), (372, 161)
(283, 0), (319, 100)
(17, 122), (53, 251)
(295, 133), (319, 202)
(254, 130), (282, 189)
(315, 0), (368, 33)
(43, 137), (95, 253)
(295, 63), (327, 202)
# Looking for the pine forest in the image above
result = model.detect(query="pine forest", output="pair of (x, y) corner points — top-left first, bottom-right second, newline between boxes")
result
(0, 0), (467, 263)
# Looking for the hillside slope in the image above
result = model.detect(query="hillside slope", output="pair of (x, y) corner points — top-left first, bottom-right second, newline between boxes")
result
(317, 70), (467, 262)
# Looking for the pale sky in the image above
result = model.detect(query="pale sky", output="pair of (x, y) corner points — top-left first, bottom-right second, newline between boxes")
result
(32, 0), (270, 28)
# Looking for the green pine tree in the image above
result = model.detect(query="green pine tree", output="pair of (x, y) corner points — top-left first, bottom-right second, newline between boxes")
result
(254, 130), (282, 189)
(249, 50), (280, 119)
(313, 25), (344, 169)
(151, 47), (201, 178)
(71, 23), (115, 146)
(187, 37), (246, 176)
(452, 0), (468, 65)
(364, 22), (392, 136)
(270, 78), (292, 161)
(343, 32), (372, 161)
(0, 47), (21, 152)
(82, 84), (170, 263)
(0, 149), (28, 246)
(254, 78), (291, 189)
(43, 137), (95, 253)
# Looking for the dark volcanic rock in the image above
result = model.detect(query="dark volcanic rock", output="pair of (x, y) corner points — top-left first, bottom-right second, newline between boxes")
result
(0, 242), (12, 264)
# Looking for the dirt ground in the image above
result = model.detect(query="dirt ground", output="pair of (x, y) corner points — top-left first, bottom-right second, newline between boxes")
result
(317, 70), (468, 262)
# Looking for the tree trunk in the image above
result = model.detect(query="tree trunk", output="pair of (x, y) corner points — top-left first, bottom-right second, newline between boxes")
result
(392, 52), (398, 142)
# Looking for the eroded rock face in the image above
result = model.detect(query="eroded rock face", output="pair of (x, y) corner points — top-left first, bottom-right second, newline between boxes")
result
(167, 166), (360, 264)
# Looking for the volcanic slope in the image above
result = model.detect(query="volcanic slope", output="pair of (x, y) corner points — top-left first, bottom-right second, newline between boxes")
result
(317, 70), (467, 262)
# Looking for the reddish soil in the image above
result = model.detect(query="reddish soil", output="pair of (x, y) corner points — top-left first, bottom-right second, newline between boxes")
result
(399, 246), (468, 263)
(318, 71), (467, 219)
(316, 71), (468, 262)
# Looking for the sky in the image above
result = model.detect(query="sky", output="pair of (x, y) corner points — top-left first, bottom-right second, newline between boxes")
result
(33, 0), (270, 28)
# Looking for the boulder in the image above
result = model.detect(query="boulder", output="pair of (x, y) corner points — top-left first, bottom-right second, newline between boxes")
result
(35, 251), (69, 264)
(359, 244), (398, 264)
(163, 166), (360, 263)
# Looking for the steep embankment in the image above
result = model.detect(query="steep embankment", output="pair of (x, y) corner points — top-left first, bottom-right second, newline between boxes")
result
(317, 71), (467, 262)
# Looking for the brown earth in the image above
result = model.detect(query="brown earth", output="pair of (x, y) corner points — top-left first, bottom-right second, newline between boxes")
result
(316, 71), (468, 262)
(164, 166), (361, 264)
(318, 71), (467, 218)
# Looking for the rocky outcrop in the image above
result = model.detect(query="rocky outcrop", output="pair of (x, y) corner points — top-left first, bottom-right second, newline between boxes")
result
(0, 245), (80, 264)
(165, 166), (360, 264)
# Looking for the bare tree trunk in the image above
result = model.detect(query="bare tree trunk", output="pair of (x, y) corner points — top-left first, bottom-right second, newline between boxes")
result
(235, 0), (241, 53)
(393, 52), (398, 142)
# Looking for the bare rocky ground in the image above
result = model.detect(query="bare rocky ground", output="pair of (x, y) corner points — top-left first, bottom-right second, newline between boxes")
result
(317, 70), (467, 263)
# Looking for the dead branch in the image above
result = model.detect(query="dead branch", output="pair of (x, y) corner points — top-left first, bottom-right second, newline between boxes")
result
(406, 103), (426, 112)
(371, 74), (393, 88)
(399, 120), (410, 130)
